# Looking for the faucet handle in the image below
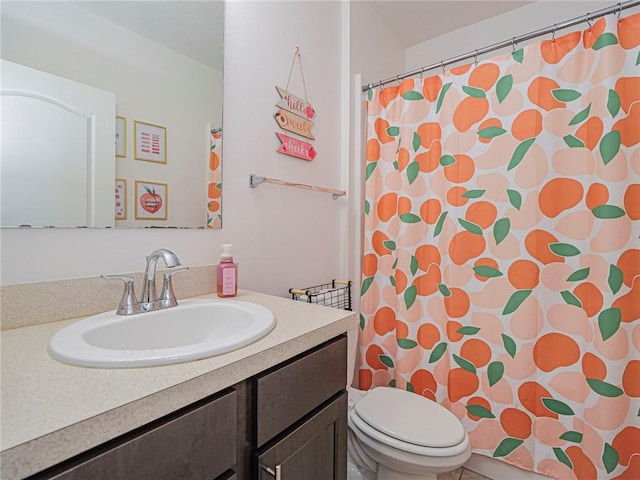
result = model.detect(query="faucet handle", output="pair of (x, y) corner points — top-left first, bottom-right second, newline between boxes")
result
(159, 267), (189, 309)
(101, 274), (142, 315)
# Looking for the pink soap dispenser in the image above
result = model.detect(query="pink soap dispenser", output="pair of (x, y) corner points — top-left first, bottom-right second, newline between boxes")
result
(217, 244), (238, 297)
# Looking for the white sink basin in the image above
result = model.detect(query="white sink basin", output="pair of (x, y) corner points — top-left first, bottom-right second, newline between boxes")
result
(48, 299), (276, 368)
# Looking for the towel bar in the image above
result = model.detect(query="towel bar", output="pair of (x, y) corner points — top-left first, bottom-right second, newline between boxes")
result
(249, 174), (346, 199)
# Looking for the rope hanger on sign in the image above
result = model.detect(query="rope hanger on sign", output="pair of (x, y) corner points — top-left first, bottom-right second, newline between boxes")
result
(286, 46), (310, 103)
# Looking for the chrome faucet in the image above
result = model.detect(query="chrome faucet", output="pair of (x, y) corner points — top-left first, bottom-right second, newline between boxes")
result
(102, 248), (188, 315)
(140, 248), (181, 310)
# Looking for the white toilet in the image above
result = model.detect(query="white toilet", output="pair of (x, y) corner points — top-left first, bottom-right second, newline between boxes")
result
(347, 386), (472, 480)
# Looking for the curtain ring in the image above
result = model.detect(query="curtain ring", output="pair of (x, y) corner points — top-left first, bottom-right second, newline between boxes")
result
(396, 74), (401, 85)
(419, 67), (424, 81)
(512, 36), (517, 52)
(617, 2), (622, 19)
(551, 24), (557, 41)
(474, 49), (479, 65)
(585, 14), (592, 29)
(441, 61), (446, 75)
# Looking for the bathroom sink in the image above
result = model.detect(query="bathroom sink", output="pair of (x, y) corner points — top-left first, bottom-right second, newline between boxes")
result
(48, 299), (276, 368)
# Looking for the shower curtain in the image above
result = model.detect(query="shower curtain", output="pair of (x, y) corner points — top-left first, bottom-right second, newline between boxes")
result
(207, 129), (222, 229)
(358, 13), (639, 480)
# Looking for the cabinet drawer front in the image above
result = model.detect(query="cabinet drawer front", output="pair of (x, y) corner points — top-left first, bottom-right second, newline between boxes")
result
(42, 390), (237, 480)
(254, 335), (347, 447)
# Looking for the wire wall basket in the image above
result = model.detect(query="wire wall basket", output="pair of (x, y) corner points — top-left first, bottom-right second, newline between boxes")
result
(289, 279), (352, 311)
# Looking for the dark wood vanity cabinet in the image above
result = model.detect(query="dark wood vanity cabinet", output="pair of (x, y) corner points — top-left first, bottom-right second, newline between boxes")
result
(253, 335), (347, 480)
(28, 335), (348, 480)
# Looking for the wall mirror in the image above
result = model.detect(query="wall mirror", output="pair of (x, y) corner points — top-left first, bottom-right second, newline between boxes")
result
(0, 1), (224, 229)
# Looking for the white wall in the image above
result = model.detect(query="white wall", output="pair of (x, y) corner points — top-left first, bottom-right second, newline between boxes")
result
(221, 0), (347, 296)
(350, 2), (405, 89)
(0, 1), (348, 299)
(4, 0), (624, 301)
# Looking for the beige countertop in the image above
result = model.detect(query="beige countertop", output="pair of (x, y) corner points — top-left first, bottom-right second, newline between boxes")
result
(0, 290), (358, 479)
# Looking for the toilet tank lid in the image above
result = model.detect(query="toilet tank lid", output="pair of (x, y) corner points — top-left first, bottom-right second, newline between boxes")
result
(354, 387), (466, 448)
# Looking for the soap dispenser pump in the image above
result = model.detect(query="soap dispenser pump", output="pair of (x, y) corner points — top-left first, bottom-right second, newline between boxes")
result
(217, 244), (237, 297)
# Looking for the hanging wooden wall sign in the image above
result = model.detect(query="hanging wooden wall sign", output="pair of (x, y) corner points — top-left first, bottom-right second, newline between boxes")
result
(274, 47), (317, 160)
(275, 87), (316, 121)
(276, 132), (317, 161)
(274, 108), (315, 140)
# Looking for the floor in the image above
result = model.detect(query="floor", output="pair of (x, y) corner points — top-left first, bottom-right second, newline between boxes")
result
(437, 467), (492, 480)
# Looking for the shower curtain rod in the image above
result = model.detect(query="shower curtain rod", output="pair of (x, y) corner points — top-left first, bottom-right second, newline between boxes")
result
(362, 0), (639, 92)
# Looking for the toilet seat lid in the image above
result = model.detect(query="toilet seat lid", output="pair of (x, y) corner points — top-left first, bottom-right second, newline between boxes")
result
(353, 387), (465, 448)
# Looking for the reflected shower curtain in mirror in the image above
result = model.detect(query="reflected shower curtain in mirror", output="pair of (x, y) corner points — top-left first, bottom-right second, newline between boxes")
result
(207, 128), (222, 229)
(358, 13), (639, 480)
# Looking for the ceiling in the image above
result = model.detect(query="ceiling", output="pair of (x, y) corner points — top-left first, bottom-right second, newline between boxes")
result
(73, 1), (533, 72)
(370, 1), (534, 48)
(74, 1), (224, 71)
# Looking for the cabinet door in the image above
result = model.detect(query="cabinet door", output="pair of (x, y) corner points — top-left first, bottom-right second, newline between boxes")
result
(33, 389), (237, 480)
(256, 392), (347, 480)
